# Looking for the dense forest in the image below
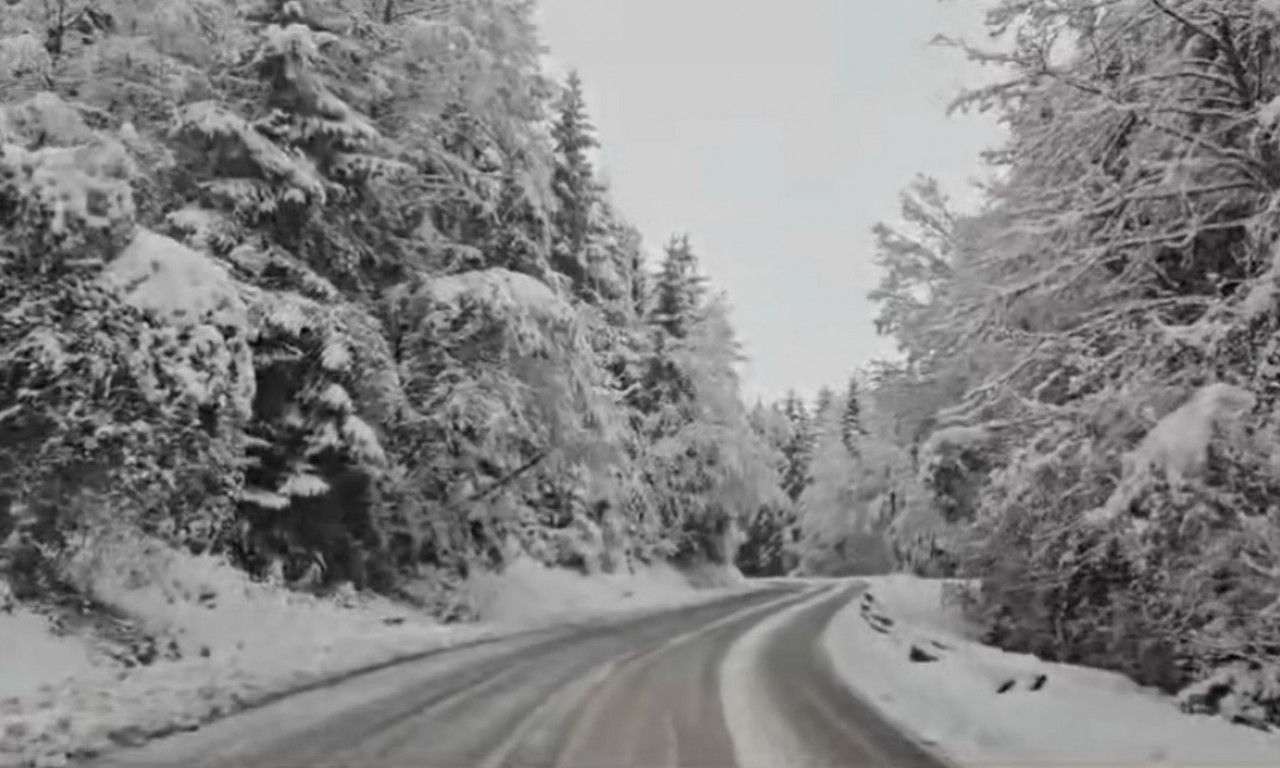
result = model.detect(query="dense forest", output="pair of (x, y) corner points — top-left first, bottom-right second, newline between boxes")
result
(0, 0), (784, 616)
(7, 0), (1280, 731)
(741, 0), (1280, 729)
(837, 0), (1280, 729)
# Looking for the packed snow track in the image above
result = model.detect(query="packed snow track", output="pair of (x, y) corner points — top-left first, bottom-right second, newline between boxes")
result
(88, 583), (947, 768)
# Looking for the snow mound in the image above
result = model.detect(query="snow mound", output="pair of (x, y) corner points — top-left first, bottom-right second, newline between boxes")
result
(823, 575), (1280, 766)
(102, 228), (247, 331)
(99, 227), (255, 415)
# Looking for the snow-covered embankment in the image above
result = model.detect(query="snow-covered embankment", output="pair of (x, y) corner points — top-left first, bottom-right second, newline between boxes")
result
(823, 575), (1280, 766)
(0, 543), (747, 768)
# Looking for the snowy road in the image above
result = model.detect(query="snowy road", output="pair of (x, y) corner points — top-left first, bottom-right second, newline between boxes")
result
(90, 583), (947, 768)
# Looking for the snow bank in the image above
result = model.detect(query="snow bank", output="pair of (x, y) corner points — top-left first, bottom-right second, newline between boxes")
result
(1, 541), (490, 768)
(823, 575), (1280, 766)
(0, 541), (749, 767)
(62, 536), (448, 664)
(0, 608), (96, 702)
(464, 555), (747, 624)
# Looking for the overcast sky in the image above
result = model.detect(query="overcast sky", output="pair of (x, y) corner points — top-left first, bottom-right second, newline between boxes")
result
(535, 0), (1006, 404)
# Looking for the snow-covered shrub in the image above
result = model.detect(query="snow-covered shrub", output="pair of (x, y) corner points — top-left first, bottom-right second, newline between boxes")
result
(0, 94), (247, 593)
(233, 283), (399, 588)
(919, 425), (995, 525)
(380, 266), (630, 574)
(966, 381), (1280, 701)
(638, 296), (783, 567)
(1181, 663), (1280, 731)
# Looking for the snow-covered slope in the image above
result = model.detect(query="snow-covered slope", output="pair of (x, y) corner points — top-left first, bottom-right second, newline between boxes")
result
(0, 610), (96, 704)
(823, 575), (1280, 766)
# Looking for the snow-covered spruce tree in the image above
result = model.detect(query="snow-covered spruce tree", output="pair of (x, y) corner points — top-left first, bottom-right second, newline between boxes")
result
(624, 238), (781, 566)
(642, 294), (782, 566)
(737, 401), (799, 576)
(792, 390), (895, 577)
(778, 390), (815, 503)
(904, 0), (1280, 723)
(814, 386), (834, 419)
(549, 70), (600, 298)
(0, 0), (407, 589)
(150, 0), (426, 587)
(649, 234), (706, 340)
(0, 94), (248, 597)
(841, 374), (865, 458)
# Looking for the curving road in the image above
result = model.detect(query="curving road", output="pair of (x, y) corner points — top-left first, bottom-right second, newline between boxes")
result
(91, 582), (949, 768)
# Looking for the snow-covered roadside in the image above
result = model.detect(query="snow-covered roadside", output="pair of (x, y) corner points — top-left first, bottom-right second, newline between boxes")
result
(823, 575), (1280, 767)
(0, 610), (97, 704)
(465, 555), (747, 624)
(0, 547), (750, 768)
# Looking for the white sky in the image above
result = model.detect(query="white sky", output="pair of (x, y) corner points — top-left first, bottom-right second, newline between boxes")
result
(535, 0), (1007, 404)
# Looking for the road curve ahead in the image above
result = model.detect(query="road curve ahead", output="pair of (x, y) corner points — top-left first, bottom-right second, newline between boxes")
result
(91, 582), (950, 768)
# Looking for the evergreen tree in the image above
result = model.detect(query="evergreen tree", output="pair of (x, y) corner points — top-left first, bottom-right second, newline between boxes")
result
(736, 400), (800, 576)
(814, 386), (835, 419)
(629, 234), (706, 421)
(550, 70), (601, 299)
(779, 391), (813, 502)
(0, 0), (785, 630)
(650, 234), (706, 339)
(841, 374), (865, 458)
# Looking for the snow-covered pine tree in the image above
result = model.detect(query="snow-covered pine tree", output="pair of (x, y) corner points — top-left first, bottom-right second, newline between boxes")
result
(814, 386), (835, 418)
(641, 293), (781, 565)
(627, 234), (705, 425)
(650, 234), (707, 340)
(736, 401), (798, 576)
(779, 391), (814, 502)
(841, 374), (865, 457)
(549, 70), (601, 298)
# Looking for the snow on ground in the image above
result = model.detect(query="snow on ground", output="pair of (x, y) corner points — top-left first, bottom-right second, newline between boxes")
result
(0, 541), (748, 768)
(465, 555), (747, 624)
(0, 610), (96, 703)
(824, 574), (1280, 767)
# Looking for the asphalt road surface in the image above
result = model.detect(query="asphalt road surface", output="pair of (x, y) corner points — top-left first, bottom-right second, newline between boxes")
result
(91, 582), (950, 768)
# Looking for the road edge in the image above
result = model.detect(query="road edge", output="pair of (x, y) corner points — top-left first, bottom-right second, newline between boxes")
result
(66, 583), (789, 766)
(814, 579), (962, 768)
